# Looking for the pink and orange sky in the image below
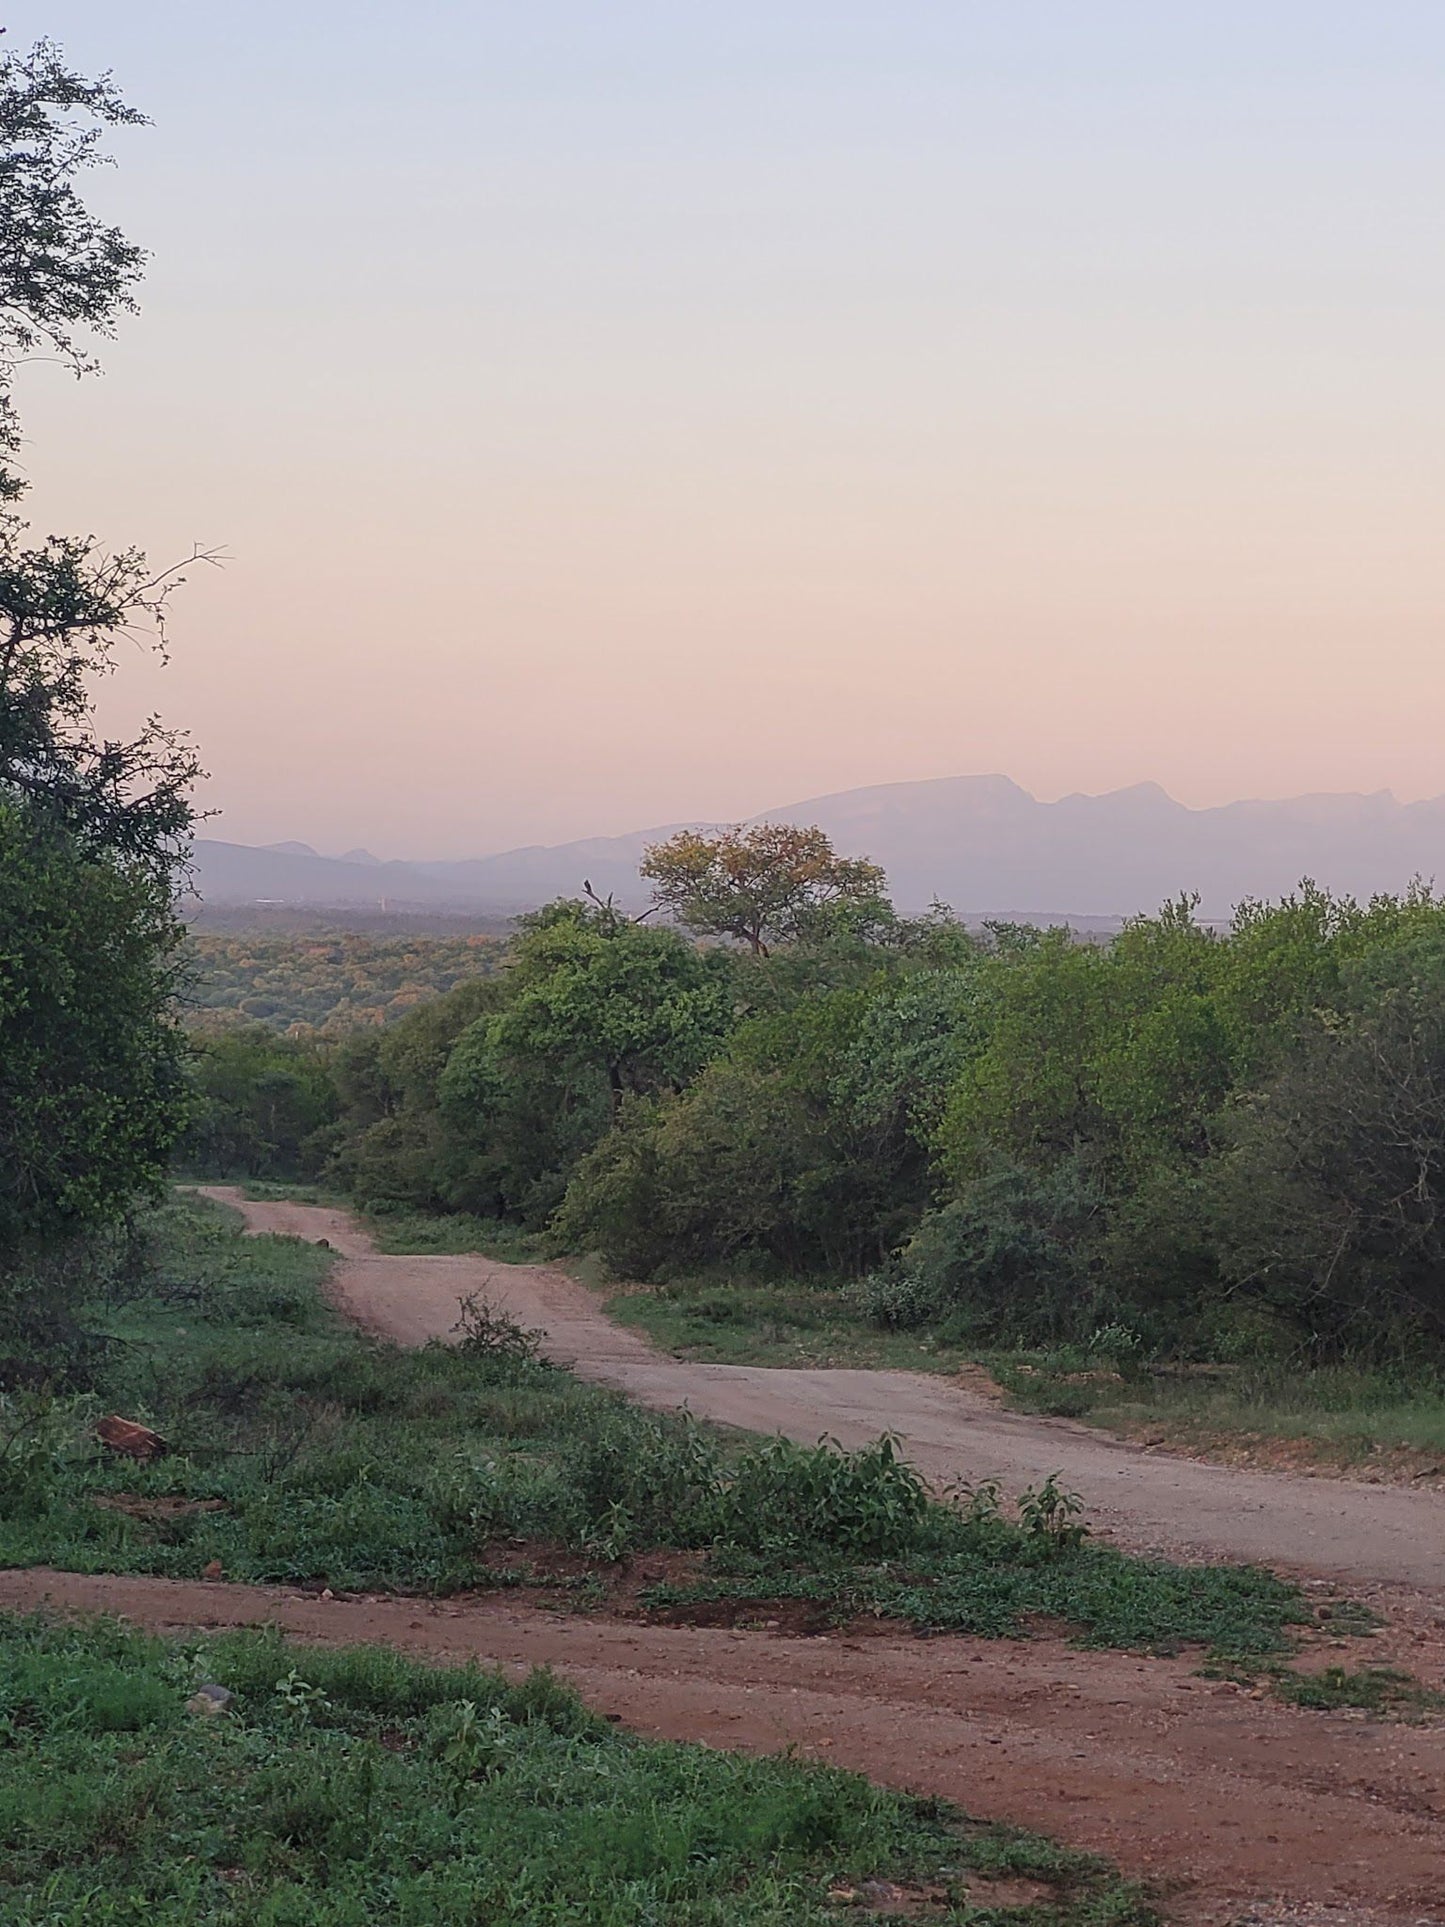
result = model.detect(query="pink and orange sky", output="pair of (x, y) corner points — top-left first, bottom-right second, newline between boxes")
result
(14, 4), (1445, 857)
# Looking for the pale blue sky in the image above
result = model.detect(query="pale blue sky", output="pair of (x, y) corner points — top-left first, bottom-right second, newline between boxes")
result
(12, 4), (1445, 854)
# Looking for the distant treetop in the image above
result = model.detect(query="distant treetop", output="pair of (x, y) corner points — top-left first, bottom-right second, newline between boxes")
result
(640, 822), (890, 956)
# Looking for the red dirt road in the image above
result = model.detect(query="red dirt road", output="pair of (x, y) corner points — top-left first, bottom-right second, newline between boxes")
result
(4, 1564), (1443, 1927)
(198, 1187), (1445, 1592)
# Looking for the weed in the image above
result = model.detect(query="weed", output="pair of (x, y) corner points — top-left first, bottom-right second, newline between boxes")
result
(1017, 1473), (1089, 1552)
(451, 1291), (545, 1371)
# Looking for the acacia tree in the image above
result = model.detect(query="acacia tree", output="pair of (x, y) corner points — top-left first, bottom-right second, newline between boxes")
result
(640, 822), (890, 956)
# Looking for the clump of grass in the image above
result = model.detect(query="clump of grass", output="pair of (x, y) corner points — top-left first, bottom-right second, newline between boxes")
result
(0, 1612), (1158, 1926)
(1273, 1664), (1444, 1714)
(363, 1203), (548, 1261)
(1200, 1655), (1445, 1717)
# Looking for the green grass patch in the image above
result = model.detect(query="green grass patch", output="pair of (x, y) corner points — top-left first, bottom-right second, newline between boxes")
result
(1197, 1655), (1443, 1716)
(644, 1542), (1307, 1656)
(1, 1613), (1160, 1925)
(239, 1182), (549, 1261)
(1270, 1664), (1445, 1715)
(609, 1275), (970, 1372)
(988, 1350), (1445, 1462)
(364, 1206), (549, 1262)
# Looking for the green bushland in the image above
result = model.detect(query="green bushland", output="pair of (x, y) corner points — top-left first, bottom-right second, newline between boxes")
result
(182, 930), (502, 1037)
(2, 1198), (1308, 1661)
(0, 1614), (1157, 1927)
(186, 880), (1445, 1399)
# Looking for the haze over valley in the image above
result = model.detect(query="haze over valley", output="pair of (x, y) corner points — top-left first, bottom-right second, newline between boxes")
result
(194, 773), (1445, 921)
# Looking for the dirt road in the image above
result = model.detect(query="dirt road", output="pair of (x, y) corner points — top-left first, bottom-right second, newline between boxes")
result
(18, 1188), (1440, 1922)
(5, 1564), (1442, 1927)
(199, 1187), (1445, 1591)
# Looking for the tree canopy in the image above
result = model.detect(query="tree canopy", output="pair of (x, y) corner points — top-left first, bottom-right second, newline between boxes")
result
(0, 39), (197, 1296)
(640, 822), (890, 955)
(0, 38), (146, 500)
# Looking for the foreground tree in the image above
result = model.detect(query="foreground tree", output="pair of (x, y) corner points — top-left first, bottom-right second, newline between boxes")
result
(640, 822), (890, 956)
(0, 41), (199, 1368)
(0, 803), (186, 1257)
(0, 36), (198, 868)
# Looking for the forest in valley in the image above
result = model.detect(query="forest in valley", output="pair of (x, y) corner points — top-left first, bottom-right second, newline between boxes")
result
(182, 823), (1445, 1368)
(182, 930), (502, 1036)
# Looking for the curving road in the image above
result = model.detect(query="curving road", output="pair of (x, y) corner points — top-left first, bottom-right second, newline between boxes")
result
(197, 1187), (1445, 1590)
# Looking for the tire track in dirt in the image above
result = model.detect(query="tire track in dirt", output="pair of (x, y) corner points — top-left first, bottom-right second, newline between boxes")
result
(198, 1187), (1445, 1592)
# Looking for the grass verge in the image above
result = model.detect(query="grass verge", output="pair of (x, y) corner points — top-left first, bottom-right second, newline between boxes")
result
(0, 1612), (1157, 1925)
(238, 1180), (549, 1261)
(607, 1274), (970, 1372)
(600, 1271), (1445, 1474)
(988, 1351), (1445, 1472)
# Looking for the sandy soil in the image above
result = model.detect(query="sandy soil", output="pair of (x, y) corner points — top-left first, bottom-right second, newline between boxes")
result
(197, 1187), (1445, 1592)
(5, 1564), (1443, 1926)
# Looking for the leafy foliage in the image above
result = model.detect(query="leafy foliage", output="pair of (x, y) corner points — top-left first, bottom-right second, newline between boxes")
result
(0, 38), (146, 499)
(0, 805), (187, 1267)
(177, 1027), (337, 1178)
(195, 867), (1445, 1367)
(0, 36), (198, 1369)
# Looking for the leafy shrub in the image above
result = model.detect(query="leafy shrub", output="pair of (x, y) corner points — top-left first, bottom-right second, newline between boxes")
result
(717, 1434), (932, 1557)
(560, 1411), (723, 1545)
(860, 1157), (1104, 1342)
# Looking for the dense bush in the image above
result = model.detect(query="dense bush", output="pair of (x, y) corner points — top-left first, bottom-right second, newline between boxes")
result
(176, 1026), (336, 1177)
(859, 1157), (1104, 1343)
(185, 877), (1445, 1365)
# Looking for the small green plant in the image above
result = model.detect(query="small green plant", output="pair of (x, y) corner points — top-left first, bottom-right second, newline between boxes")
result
(1017, 1473), (1089, 1551)
(274, 1667), (331, 1720)
(580, 1499), (635, 1562)
(954, 1477), (1003, 1525)
(429, 1697), (515, 1802)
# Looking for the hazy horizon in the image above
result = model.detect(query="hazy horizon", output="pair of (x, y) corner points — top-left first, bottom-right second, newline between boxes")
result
(207, 770), (1445, 869)
(15, 5), (1445, 859)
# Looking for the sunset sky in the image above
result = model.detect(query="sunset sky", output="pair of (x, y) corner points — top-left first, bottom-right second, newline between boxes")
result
(13, 4), (1445, 857)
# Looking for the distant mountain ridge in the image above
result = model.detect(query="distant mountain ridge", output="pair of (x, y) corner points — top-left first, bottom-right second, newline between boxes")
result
(191, 775), (1445, 922)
